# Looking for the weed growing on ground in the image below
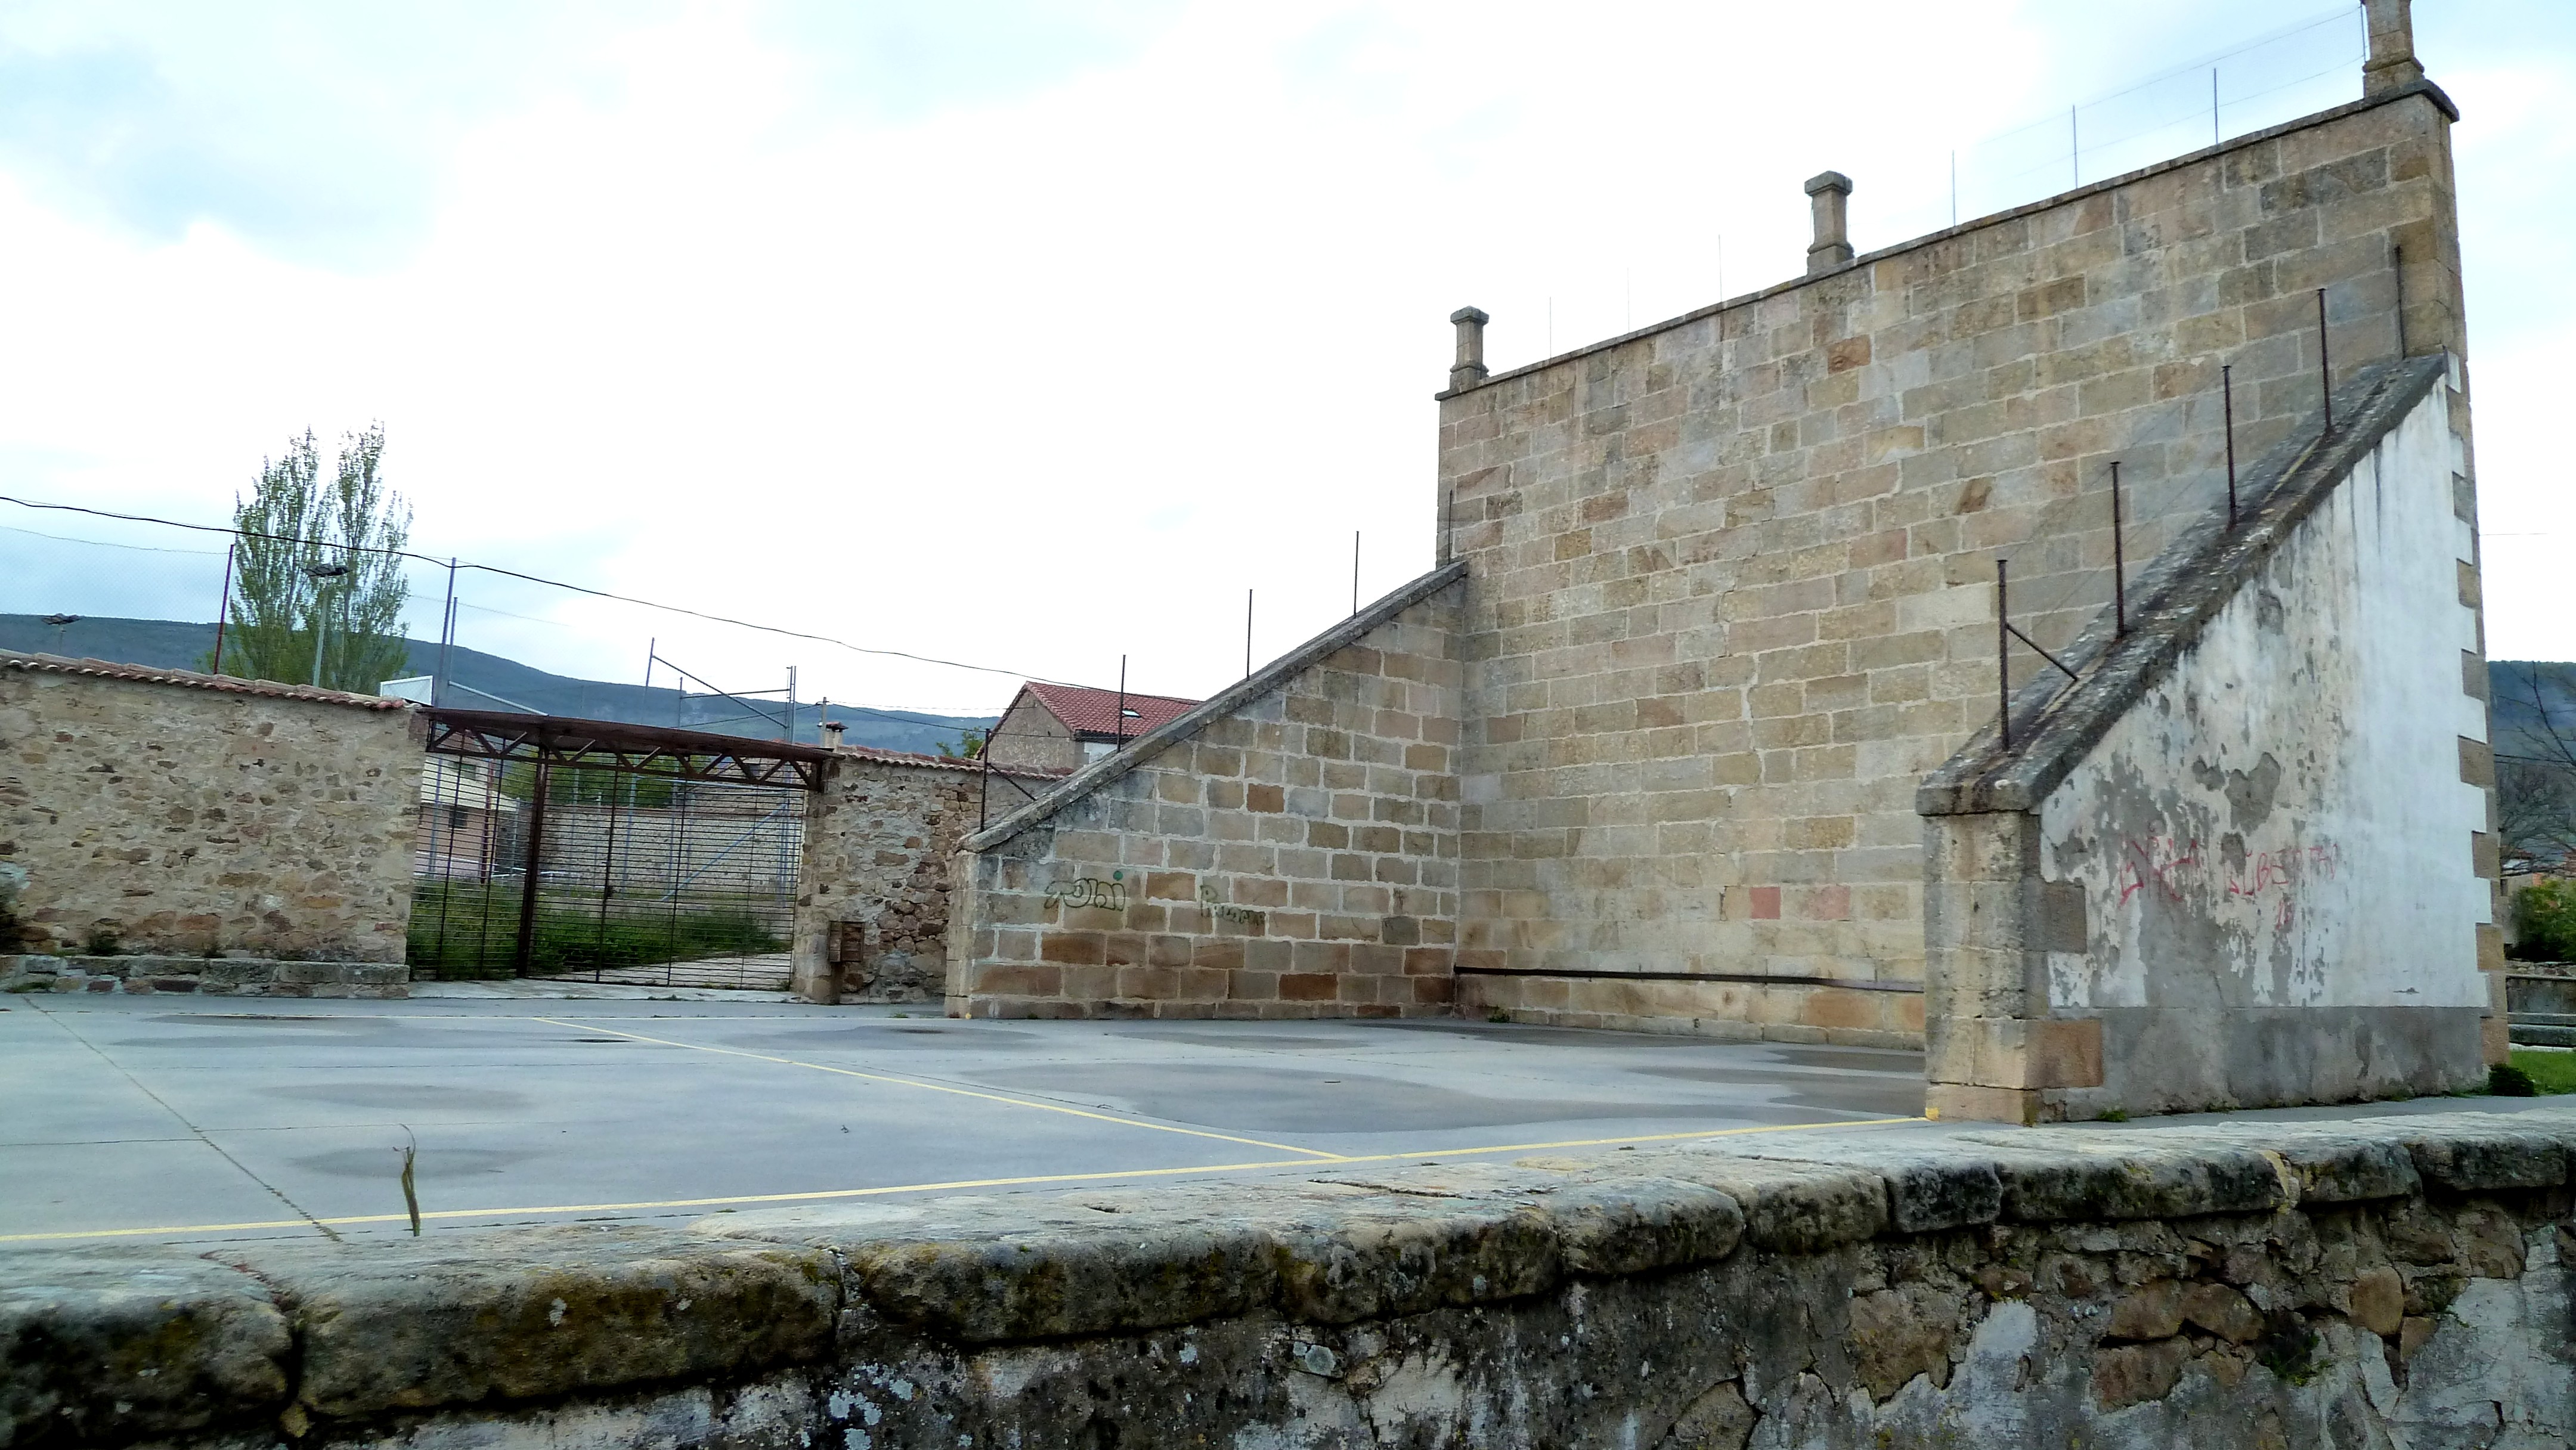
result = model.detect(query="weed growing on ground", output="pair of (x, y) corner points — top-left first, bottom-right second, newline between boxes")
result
(404, 882), (781, 977)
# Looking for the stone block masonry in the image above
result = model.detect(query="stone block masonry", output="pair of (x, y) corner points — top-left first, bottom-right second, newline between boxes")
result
(0, 653), (423, 962)
(13, 1104), (2576, 1447)
(1436, 76), (2475, 1044)
(949, 563), (1465, 1019)
(789, 748), (1044, 1004)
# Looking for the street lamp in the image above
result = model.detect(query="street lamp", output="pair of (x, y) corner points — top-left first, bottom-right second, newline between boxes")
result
(303, 562), (351, 686)
(41, 614), (80, 655)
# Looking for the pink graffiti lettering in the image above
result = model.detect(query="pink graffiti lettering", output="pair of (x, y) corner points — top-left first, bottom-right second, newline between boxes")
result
(2116, 836), (2202, 906)
(2225, 839), (2339, 901)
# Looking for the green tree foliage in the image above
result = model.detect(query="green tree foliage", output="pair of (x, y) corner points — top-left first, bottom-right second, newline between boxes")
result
(2516, 878), (2576, 964)
(498, 761), (682, 810)
(208, 424), (413, 692)
(936, 727), (987, 760)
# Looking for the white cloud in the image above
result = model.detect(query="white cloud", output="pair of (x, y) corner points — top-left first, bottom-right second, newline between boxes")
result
(1, 0), (2566, 711)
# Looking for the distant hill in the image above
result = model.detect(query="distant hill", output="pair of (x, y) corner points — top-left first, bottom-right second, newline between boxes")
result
(2493, 661), (2576, 763)
(0, 614), (995, 757)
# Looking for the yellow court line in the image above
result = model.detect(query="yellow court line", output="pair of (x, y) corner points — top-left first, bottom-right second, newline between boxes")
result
(0, 1116), (1924, 1244)
(529, 1016), (1345, 1160)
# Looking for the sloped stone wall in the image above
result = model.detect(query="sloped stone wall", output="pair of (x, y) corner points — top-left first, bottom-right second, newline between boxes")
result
(1921, 358), (2495, 1121)
(949, 568), (1464, 1019)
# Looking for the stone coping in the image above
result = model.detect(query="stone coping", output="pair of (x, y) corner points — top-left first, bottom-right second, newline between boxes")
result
(6, 1101), (2570, 1447)
(961, 560), (1469, 853)
(1435, 81), (2459, 402)
(1918, 354), (2452, 816)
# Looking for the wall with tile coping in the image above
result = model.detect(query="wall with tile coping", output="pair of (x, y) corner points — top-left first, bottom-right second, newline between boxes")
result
(0, 654), (423, 962)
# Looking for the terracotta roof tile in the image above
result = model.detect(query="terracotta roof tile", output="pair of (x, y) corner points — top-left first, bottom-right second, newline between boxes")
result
(0, 650), (413, 710)
(1021, 681), (1200, 738)
(835, 742), (1050, 779)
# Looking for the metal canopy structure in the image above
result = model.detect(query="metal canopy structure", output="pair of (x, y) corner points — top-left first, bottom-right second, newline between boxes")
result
(422, 707), (830, 791)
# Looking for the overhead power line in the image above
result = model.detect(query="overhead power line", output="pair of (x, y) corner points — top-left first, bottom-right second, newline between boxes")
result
(0, 494), (1079, 689)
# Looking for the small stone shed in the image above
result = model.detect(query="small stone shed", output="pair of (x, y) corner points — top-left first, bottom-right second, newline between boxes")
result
(0, 651), (423, 962)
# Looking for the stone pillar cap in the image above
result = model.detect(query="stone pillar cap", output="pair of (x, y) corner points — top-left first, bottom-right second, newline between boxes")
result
(1804, 171), (1853, 197)
(1450, 306), (1490, 325)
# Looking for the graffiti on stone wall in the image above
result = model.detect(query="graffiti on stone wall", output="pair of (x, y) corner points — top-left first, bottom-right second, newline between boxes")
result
(1198, 883), (1265, 930)
(1045, 873), (1129, 913)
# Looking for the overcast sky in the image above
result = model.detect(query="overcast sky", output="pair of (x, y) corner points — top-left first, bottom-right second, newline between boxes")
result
(0, 1), (2565, 715)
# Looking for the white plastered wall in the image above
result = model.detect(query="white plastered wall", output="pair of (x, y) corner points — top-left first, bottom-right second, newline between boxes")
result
(2038, 379), (2486, 1022)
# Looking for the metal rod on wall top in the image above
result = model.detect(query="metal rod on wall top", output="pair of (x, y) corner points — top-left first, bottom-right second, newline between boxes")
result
(1245, 590), (1254, 679)
(1115, 654), (1128, 748)
(1351, 532), (1360, 617)
(1996, 560), (2011, 752)
(2392, 243), (2408, 357)
(2110, 460), (2126, 637)
(434, 559), (459, 705)
(210, 541), (236, 676)
(2317, 287), (2334, 435)
(513, 758), (551, 977)
(2222, 367), (2239, 529)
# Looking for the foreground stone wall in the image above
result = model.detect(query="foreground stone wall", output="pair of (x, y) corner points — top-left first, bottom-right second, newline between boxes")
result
(1436, 81), (2471, 1041)
(0, 654), (423, 962)
(789, 750), (1021, 1004)
(1920, 358), (2495, 1122)
(950, 565), (1465, 1019)
(11, 1104), (2574, 1448)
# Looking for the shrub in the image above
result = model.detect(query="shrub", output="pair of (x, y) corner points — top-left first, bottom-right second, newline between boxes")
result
(2491, 1062), (2539, 1096)
(2515, 878), (2576, 963)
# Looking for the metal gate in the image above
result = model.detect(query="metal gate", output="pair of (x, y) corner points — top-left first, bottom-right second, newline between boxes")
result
(407, 709), (827, 991)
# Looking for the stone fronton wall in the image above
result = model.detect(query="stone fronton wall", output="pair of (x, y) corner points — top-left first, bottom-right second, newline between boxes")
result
(1922, 361), (2494, 1121)
(0, 659), (422, 962)
(1436, 87), (2470, 1041)
(14, 1106), (2575, 1448)
(950, 579), (1463, 1019)
(790, 754), (992, 1003)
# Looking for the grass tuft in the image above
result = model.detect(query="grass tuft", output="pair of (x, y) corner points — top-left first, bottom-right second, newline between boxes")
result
(2506, 1051), (2576, 1095)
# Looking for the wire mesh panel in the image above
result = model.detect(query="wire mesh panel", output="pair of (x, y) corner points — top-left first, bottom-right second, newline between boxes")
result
(407, 757), (804, 992)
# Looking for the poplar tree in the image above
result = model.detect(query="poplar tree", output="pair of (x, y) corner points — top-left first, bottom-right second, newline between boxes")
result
(207, 425), (414, 692)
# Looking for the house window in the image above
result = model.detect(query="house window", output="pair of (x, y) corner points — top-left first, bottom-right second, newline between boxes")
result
(448, 805), (469, 829)
(1082, 741), (1114, 764)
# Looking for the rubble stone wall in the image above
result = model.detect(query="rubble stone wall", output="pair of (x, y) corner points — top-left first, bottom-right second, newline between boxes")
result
(0, 656), (422, 962)
(1437, 85), (2472, 1043)
(790, 753), (996, 1004)
(12, 1106), (2574, 1449)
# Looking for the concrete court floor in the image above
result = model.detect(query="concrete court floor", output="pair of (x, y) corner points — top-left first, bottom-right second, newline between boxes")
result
(0, 992), (1936, 1251)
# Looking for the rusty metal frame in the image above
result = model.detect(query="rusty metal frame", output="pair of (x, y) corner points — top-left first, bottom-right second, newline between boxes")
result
(422, 707), (829, 791)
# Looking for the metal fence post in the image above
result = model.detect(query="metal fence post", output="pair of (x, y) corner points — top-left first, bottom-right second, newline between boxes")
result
(513, 760), (551, 977)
